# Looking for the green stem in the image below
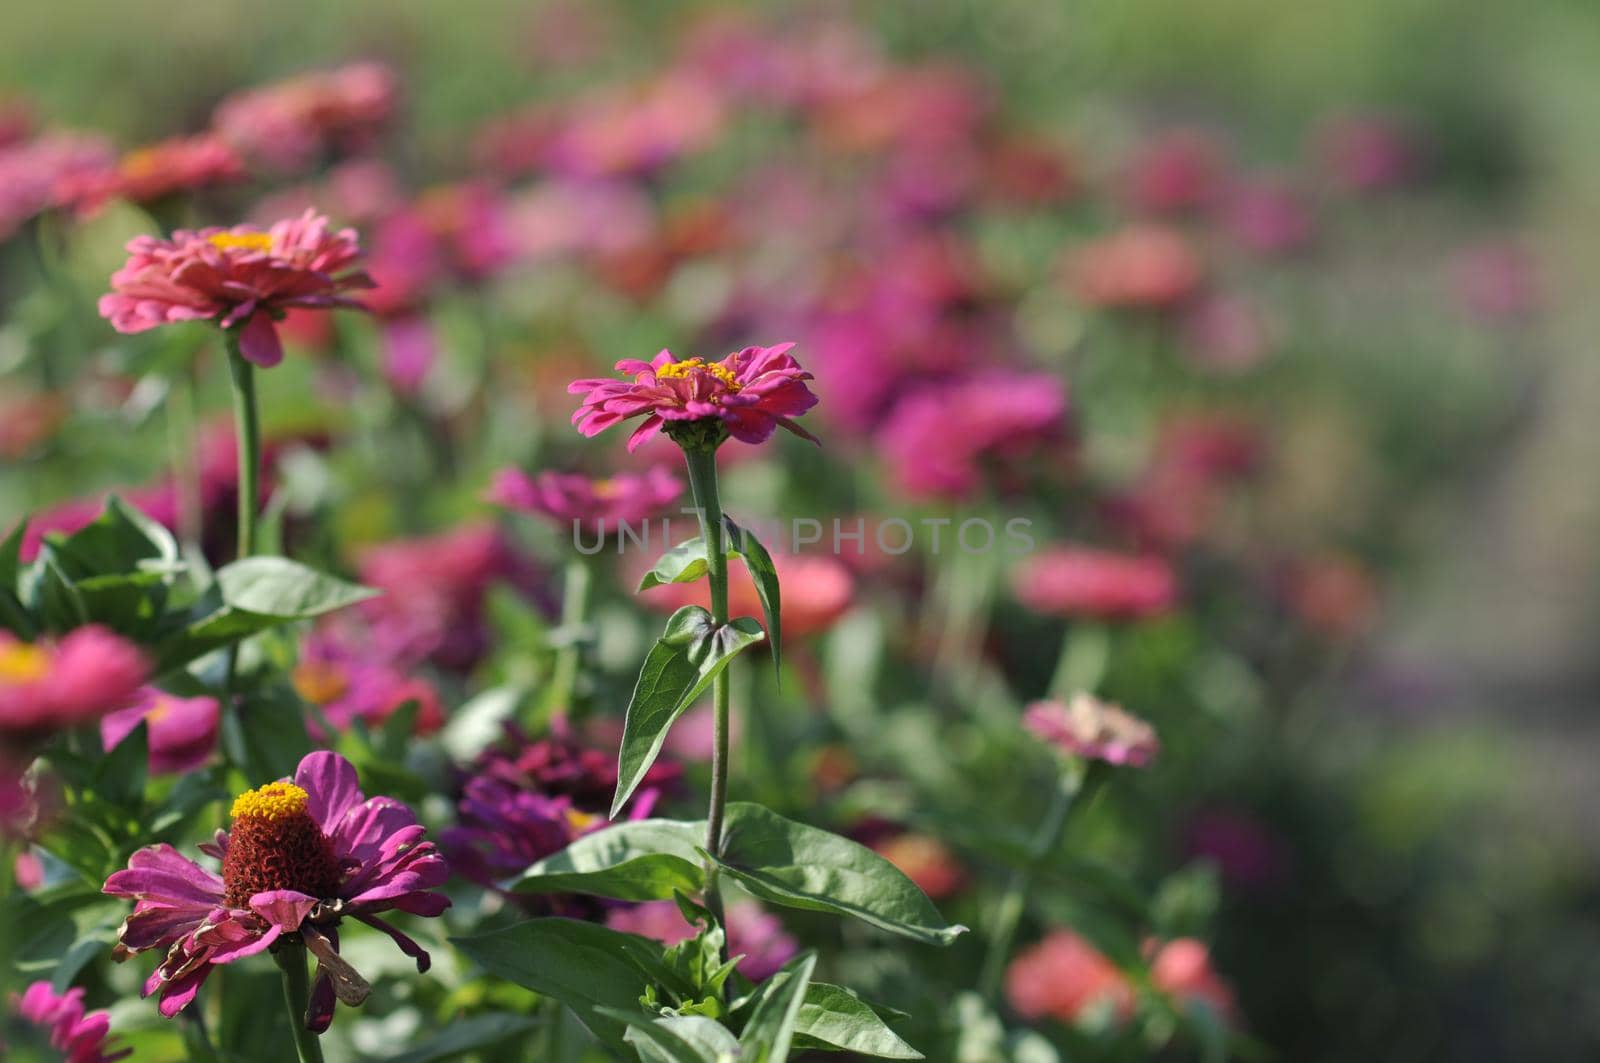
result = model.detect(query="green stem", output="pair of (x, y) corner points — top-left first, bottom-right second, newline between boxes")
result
(547, 554), (594, 720)
(979, 762), (1086, 1004)
(681, 444), (731, 926)
(167, 364), (204, 554)
(1048, 622), (1111, 700)
(274, 945), (325, 1063)
(224, 335), (261, 560)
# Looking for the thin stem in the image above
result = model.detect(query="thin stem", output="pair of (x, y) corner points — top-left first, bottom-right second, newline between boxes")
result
(979, 762), (1085, 1004)
(224, 335), (261, 560)
(167, 364), (204, 554)
(681, 444), (731, 928)
(546, 553), (594, 720)
(275, 945), (325, 1063)
(1048, 622), (1111, 700)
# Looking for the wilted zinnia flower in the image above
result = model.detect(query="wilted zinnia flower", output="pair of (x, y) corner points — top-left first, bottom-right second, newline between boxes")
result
(0, 627), (147, 740)
(98, 209), (373, 368)
(1023, 695), (1159, 767)
(12, 981), (129, 1063)
(487, 467), (683, 535)
(568, 343), (818, 451)
(1012, 547), (1177, 621)
(103, 752), (449, 1030)
(100, 688), (220, 775)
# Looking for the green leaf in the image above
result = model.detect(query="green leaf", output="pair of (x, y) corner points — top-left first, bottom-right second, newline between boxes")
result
(214, 556), (377, 618)
(637, 536), (714, 590)
(710, 803), (967, 947)
(0, 515), (24, 591)
(636, 520), (783, 678)
(723, 517), (782, 678)
(452, 918), (679, 1055)
(43, 495), (178, 582)
(512, 818), (705, 900)
(794, 984), (923, 1059)
(612, 606), (765, 818)
(95, 719), (149, 810)
(604, 1011), (742, 1063)
(376, 1014), (542, 1063)
(739, 951), (817, 1063)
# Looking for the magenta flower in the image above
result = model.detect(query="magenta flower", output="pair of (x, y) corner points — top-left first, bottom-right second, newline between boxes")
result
(0, 627), (147, 739)
(64, 134), (245, 213)
(487, 466), (683, 534)
(100, 688), (220, 775)
(1024, 695), (1159, 767)
(292, 628), (445, 736)
(443, 724), (680, 890)
(877, 371), (1068, 500)
(1012, 547), (1178, 621)
(98, 209), (373, 368)
(0, 131), (115, 240)
(13, 981), (129, 1063)
(103, 752), (450, 1030)
(568, 344), (819, 451)
(606, 899), (798, 981)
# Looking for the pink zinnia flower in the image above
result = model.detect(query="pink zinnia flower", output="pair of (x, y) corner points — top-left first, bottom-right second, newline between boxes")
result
(214, 62), (398, 172)
(568, 343), (819, 451)
(0, 131), (115, 239)
(1023, 695), (1159, 768)
(13, 981), (130, 1063)
(291, 629), (444, 736)
(1005, 929), (1134, 1024)
(1149, 938), (1236, 1020)
(100, 688), (220, 775)
(487, 466), (683, 535)
(1315, 114), (1422, 193)
(1225, 177), (1315, 256)
(103, 752), (450, 1030)
(64, 134), (245, 212)
(1126, 128), (1226, 215)
(638, 550), (855, 638)
(1069, 225), (1204, 310)
(1452, 240), (1539, 322)
(98, 209), (373, 368)
(0, 627), (148, 739)
(877, 371), (1068, 500)
(1012, 547), (1178, 621)
(606, 900), (798, 982)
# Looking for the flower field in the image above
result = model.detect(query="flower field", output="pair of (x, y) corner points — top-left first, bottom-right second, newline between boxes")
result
(3, 2), (1599, 1061)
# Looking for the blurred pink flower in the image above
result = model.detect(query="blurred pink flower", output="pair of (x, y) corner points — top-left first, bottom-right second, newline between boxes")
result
(606, 900), (798, 981)
(1126, 128), (1226, 215)
(1070, 225), (1204, 310)
(639, 551), (855, 638)
(98, 209), (373, 368)
(293, 627), (444, 737)
(873, 832), (966, 900)
(214, 62), (399, 171)
(488, 467), (683, 535)
(878, 371), (1068, 500)
(1023, 695), (1159, 768)
(1453, 240), (1539, 322)
(0, 131), (115, 239)
(1180, 295), (1272, 373)
(0, 627), (147, 739)
(13, 981), (129, 1063)
(1316, 114), (1422, 193)
(1226, 177), (1315, 255)
(103, 752), (450, 1028)
(1149, 938), (1236, 1020)
(64, 134), (244, 212)
(1013, 547), (1178, 620)
(569, 343), (818, 451)
(1006, 929), (1134, 1024)
(100, 689), (220, 775)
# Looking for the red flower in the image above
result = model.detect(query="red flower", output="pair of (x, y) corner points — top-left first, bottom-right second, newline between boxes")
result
(569, 343), (819, 451)
(98, 209), (373, 368)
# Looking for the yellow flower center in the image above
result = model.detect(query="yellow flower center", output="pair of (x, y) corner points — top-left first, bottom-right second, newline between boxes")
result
(591, 478), (620, 498)
(0, 644), (48, 685)
(654, 357), (741, 390)
(292, 661), (349, 706)
(564, 808), (601, 833)
(121, 148), (163, 179)
(231, 781), (311, 822)
(146, 696), (173, 724)
(206, 231), (275, 254)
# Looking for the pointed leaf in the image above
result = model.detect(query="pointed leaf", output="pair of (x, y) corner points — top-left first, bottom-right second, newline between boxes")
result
(739, 951), (817, 1063)
(710, 803), (967, 947)
(452, 918), (677, 1055)
(215, 556), (377, 618)
(637, 536), (713, 591)
(603, 1011), (741, 1063)
(794, 983), (923, 1059)
(612, 607), (765, 817)
(723, 517), (781, 678)
(511, 818), (705, 900)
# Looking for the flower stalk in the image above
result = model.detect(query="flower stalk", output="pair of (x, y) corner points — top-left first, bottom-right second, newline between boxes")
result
(680, 441), (732, 923)
(545, 553), (594, 720)
(275, 943), (326, 1063)
(224, 332), (261, 560)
